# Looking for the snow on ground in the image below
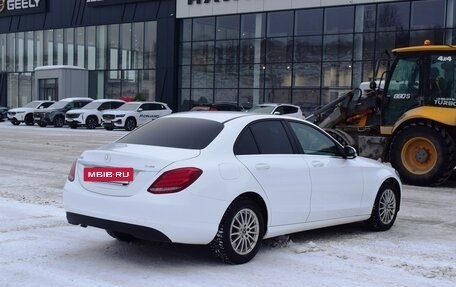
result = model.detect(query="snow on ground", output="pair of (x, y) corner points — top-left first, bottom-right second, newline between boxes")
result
(0, 121), (455, 287)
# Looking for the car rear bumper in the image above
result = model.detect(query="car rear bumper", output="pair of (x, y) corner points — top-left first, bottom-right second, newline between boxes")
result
(66, 212), (171, 242)
(63, 180), (228, 245)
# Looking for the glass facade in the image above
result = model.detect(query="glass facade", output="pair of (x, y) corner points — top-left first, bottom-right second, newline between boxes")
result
(2, 21), (157, 107)
(178, 0), (455, 112)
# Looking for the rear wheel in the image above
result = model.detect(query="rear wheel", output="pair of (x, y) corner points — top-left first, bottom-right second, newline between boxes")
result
(106, 230), (137, 242)
(69, 123), (78, 129)
(38, 122), (47, 127)
(210, 199), (264, 264)
(11, 120), (20, 125)
(366, 181), (399, 231)
(54, 116), (65, 128)
(85, 116), (98, 129)
(124, 117), (136, 131)
(104, 125), (114, 131)
(390, 122), (455, 186)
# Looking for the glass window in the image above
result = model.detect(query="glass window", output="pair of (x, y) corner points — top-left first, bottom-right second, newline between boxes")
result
(25, 31), (34, 72)
(249, 121), (294, 154)
(179, 65), (191, 89)
(322, 62), (352, 88)
(0, 34), (5, 70)
(216, 15), (240, 40)
(87, 26), (96, 70)
(120, 23), (132, 70)
(192, 65), (214, 89)
(181, 18), (192, 42)
(144, 21), (157, 69)
(377, 2), (410, 32)
(180, 42), (192, 65)
(132, 22), (144, 69)
(96, 25), (107, 70)
(240, 39), (265, 64)
(106, 70), (120, 99)
(294, 36), (322, 62)
(265, 89), (291, 103)
(292, 89), (321, 114)
(122, 70), (137, 100)
(376, 31), (409, 58)
(354, 33), (375, 61)
(239, 88), (263, 107)
(75, 27), (85, 68)
(411, 0), (444, 30)
(16, 32), (24, 72)
(192, 41), (214, 65)
(410, 29), (444, 46)
(7, 73), (19, 107)
(234, 128), (259, 155)
(267, 11), (294, 38)
(239, 64), (264, 89)
(44, 30), (53, 66)
(191, 88), (213, 104)
(265, 64), (292, 89)
(323, 34), (353, 61)
(108, 24), (119, 70)
(193, 17), (215, 41)
(295, 9), (323, 36)
(64, 28), (74, 66)
(54, 29), (64, 65)
(214, 89), (238, 103)
(179, 89), (191, 111)
(34, 31), (43, 68)
(6, 33), (15, 71)
(289, 121), (339, 156)
(19, 73), (33, 106)
(241, 13), (266, 39)
(325, 6), (354, 34)
(266, 37), (293, 63)
(215, 65), (238, 88)
(294, 63), (321, 88)
(139, 70), (155, 101)
(355, 5), (376, 33)
(215, 40), (239, 65)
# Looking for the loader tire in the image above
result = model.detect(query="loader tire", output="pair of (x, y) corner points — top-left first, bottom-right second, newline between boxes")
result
(389, 122), (455, 186)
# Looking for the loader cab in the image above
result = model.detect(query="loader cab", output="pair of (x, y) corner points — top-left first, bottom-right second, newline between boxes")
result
(381, 44), (456, 126)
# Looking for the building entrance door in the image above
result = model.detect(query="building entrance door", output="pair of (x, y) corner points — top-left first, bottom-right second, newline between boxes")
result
(39, 78), (58, 101)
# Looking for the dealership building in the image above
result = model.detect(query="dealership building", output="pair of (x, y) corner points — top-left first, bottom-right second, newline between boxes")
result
(0, 0), (455, 111)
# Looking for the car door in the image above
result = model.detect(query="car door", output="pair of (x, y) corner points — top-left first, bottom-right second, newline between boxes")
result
(286, 121), (365, 222)
(235, 120), (312, 226)
(137, 103), (153, 125)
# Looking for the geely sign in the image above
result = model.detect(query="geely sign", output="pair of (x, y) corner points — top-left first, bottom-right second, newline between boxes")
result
(0, 0), (45, 16)
(188, 0), (238, 4)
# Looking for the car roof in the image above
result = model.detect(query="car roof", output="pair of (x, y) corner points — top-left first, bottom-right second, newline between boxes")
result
(91, 99), (125, 103)
(60, 97), (93, 102)
(255, 103), (299, 108)
(167, 111), (301, 123)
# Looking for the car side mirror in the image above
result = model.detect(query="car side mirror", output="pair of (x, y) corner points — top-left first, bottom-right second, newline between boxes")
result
(138, 108), (143, 112)
(273, 111), (281, 115)
(344, 145), (357, 159)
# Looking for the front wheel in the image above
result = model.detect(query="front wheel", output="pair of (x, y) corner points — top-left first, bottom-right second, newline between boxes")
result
(85, 116), (98, 129)
(124, 118), (136, 131)
(54, 116), (65, 128)
(366, 181), (399, 231)
(11, 120), (20, 126)
(389, 122), (455, 186)
(25, 114), (34, 126)
(210, 199), (264, 264)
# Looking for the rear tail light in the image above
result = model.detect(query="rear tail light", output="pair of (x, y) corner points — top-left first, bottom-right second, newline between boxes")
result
(68, 160), (77, 182)
(148, 167), (202, 194)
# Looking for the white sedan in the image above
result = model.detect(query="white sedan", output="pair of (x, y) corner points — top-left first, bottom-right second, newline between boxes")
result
(64, 112), (401, 264)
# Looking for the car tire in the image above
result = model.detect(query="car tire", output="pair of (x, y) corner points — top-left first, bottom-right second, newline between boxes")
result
(25, 114), (34, 126)
(210, 198), (264, 264)
(38, 122), (47, 127)
(104, 126), (114, 131)
(106, 230), (137, 242)
(366, 181), (399, 231)
(85, 116), (98, 129)
(124, 117), (136, 131)
(12, 120), (20, 126)
(54, 116), (65, 128)
(69, 123), (78, 129)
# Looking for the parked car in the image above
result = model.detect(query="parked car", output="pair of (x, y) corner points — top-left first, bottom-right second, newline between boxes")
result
(102, 101), (172, 131)
(34, 97), (93, 127)
(248, 103), (304, 119)
(65, 99), (125, 129)
(190, 103), (244, 112)
(7, 101), (55, 125)
(0, 106), (8, 122)
(64, 112), (401, 264)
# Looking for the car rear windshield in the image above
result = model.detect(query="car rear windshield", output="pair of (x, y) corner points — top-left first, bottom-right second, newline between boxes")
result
(117, 117), (224, 149)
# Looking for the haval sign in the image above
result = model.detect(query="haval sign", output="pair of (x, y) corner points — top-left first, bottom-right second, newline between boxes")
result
(0, 0), (45, 16)
(188, 0), (238, 4)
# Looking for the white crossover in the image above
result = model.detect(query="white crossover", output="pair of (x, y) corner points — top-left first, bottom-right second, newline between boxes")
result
(7, 100), (55, 125)
(249, 103), (304, 119)
(64, 112), (402, 264)
(65, 99), (125, 129)
(101, 101), (172, 131)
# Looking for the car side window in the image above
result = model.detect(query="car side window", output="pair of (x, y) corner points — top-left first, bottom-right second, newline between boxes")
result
(112, 102), (124, 109)
(41, 102), (53, 108)
(98, 102), (110, 111)
(234, 128), (259, 155)
(288, 121), (339, 156)
(150, 103), (163, 110)
(249, 121), (294, 154)
(284, 106), (298, 114)
(139, 104), (148, 111)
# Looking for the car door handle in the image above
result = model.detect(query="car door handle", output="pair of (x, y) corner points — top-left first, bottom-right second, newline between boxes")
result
(255, 163), (270, 170)
(311, 161), (324, 167)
